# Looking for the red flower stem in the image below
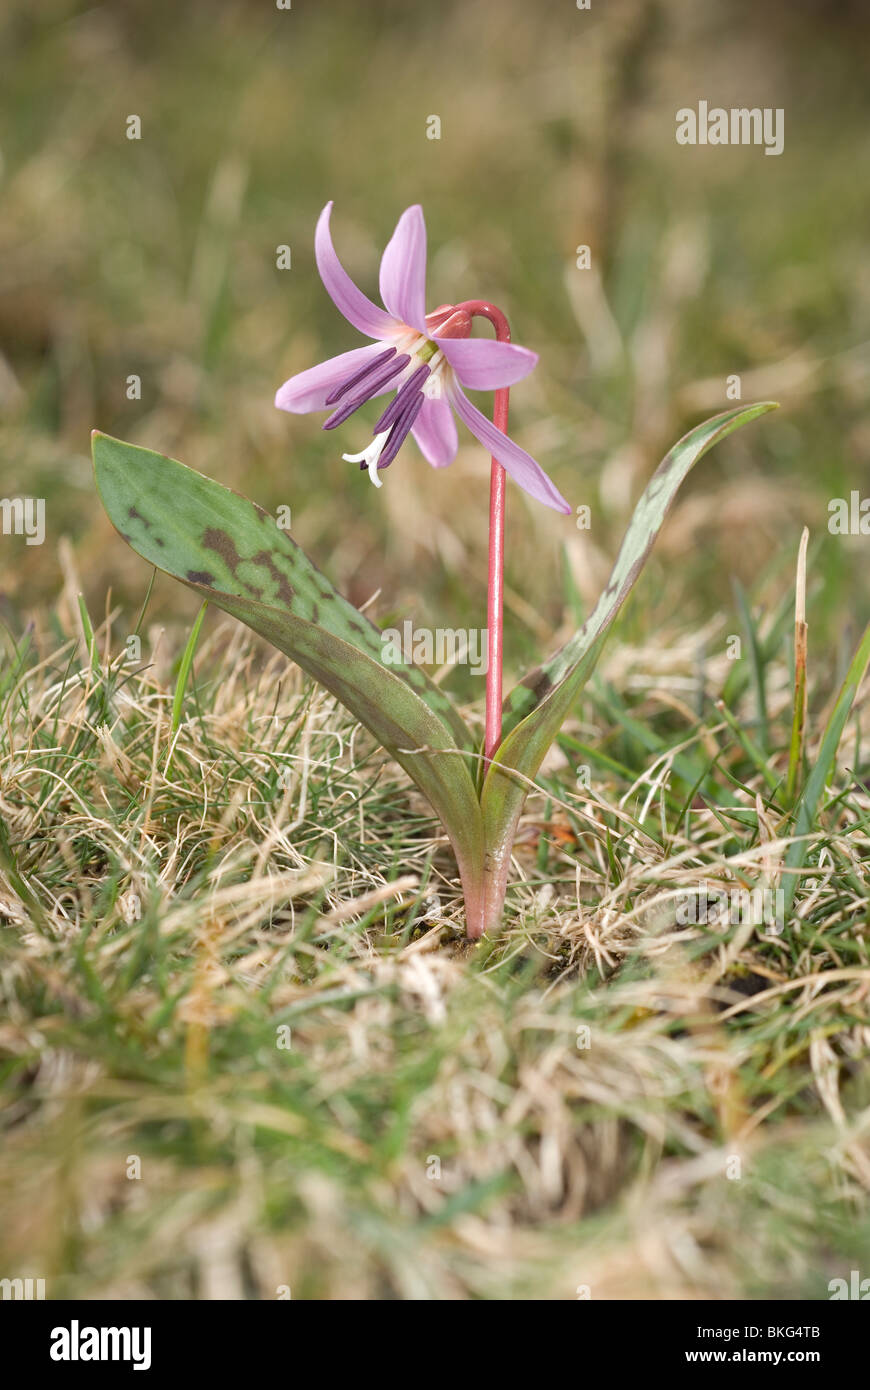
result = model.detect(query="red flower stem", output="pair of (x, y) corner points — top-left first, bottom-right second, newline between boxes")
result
(455, 299), (511, 764)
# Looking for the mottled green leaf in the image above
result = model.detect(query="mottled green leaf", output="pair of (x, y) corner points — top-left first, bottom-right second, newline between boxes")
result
(93, 433), (474, 752)
(93, 432), (487, 925)
(477, 403), (778, 936)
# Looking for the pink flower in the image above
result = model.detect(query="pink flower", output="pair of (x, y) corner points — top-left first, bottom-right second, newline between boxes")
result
(274, 203), (570, 513)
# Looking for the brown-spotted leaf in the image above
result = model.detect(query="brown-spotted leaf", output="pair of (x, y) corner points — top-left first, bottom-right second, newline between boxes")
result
(94, 432), (487, 927)
(93, 431), (473, 751)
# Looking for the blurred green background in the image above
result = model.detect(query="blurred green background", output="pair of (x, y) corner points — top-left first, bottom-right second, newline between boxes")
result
(2, 0), (869, 691)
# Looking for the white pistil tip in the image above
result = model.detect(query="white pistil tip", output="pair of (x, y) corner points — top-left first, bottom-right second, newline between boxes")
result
(342, 430), (390, 489)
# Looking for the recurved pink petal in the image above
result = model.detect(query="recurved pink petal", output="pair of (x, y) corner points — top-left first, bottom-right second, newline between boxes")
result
(411, 394), (459, 467)
(315, 203), (397, 340)
(275, 343), (386, 413)
(379, 205), (428, 334)
(449, 385), (571, 514)
(436, 337), (538, 390)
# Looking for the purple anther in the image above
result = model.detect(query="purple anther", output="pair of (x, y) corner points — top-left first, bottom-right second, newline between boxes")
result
(323, 353), (410, 430)
(377, 390), (426, 470)
(324, 346), (396, 406)
(373, 363), (431, 436)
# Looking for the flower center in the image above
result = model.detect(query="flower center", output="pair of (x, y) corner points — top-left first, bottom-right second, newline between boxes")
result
(324, 324), (461, 485)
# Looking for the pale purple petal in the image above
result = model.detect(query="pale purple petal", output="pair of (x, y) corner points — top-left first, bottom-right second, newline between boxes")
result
(436, 338), (538, 390)
(275, 344), (386, 413)
(449, 385), (571, 514)
(411, 394), (458, 468)
(379, 205), (427, 333)
(315, 202), (397, 339)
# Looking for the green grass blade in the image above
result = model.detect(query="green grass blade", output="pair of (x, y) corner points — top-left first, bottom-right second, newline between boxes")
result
(732, 576), (769, 753)
(785, 528), (810, 805)
(781, 619), (870, 915)
(171, 599), (208, 736)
